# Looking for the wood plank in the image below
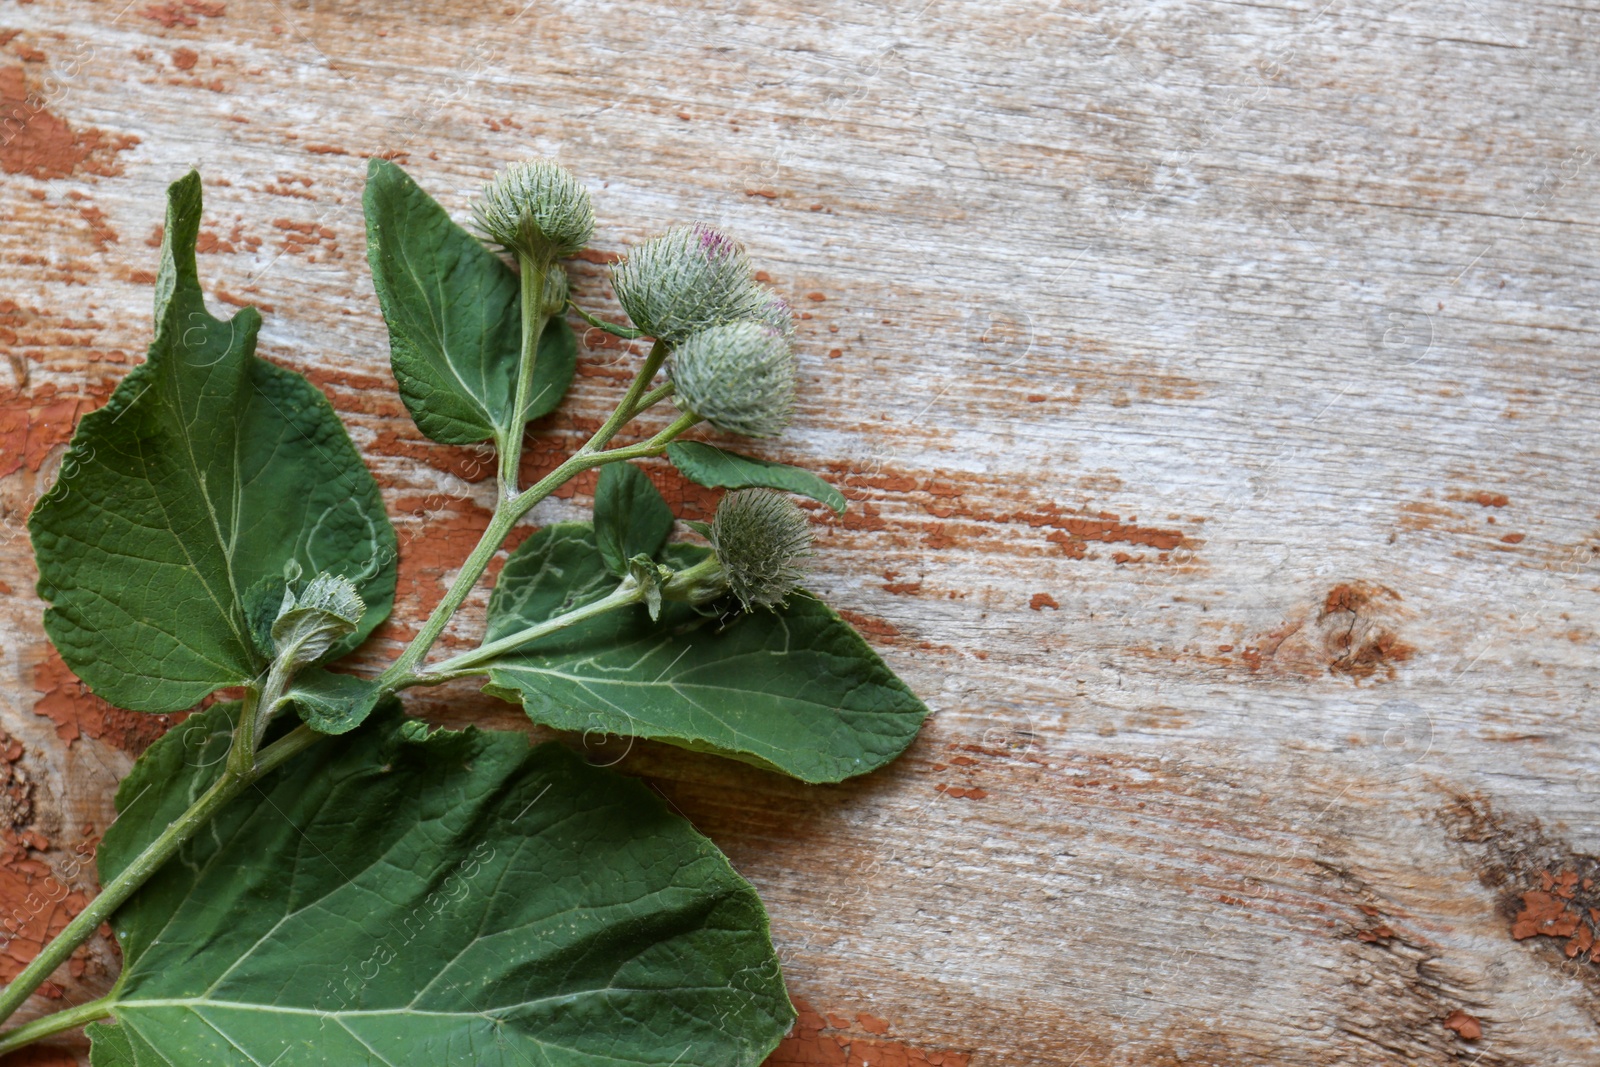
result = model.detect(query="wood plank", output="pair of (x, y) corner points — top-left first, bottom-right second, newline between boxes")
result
(1, 1), (1597, 1063)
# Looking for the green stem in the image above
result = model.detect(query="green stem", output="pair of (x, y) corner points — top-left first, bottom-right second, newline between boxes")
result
(378, 344), (681, 688)
(416, 531), (726, 686)
(0, 722), (323, 1035)
(424, 580), (648, 682)
(375, 452), (614, 688)
(254, 724), (325, 779)
(415, 477), (722, 687)
(376, 444), (607, 686)
(597, 410), (702, 463)
(498, 253), (550, 495)
(227, 641), (303, 778)
(225, 683), (263, 778)
(567, 301), (644, 339)
(660, 554), (726, 603)
(626, 381), (675, 422)
(0, 767), (243, 1026)
(599, 341), (669, 445)
(0, 993), (116, 1056)
(379, 502), (523, 687)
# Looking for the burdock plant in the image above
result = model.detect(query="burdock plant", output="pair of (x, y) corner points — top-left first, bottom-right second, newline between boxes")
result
(689, 489), (815, 610)
(1, 158), (927, 1065)
(608, 223), (788, 343)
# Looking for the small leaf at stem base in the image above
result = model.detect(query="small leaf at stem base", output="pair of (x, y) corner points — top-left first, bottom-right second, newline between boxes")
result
(666, 440), (846, 513)
(593, 461), (674, 576)
(285, 668), (383, 734)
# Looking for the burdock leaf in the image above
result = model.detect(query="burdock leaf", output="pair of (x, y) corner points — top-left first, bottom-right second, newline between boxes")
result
(483, 524), (927, 783)
(88, 702), (793, 1066)
(364, 158), (576, 445)
(666, 441), (846, 514)
(28, 171), (396, 713)
(593, 461), (674, 576)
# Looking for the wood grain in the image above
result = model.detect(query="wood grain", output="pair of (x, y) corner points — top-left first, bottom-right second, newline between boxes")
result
(2, 0), (1599, 1063)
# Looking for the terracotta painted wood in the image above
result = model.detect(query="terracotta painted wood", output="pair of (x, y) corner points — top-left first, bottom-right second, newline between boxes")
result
(1, 1), (1598, 1064)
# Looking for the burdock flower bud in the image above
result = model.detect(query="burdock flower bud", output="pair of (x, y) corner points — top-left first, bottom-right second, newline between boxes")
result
(670, 321), (796, 438)
(707, 490), (812, 611)
(271, 572), (365, 671)
(541, 265), (570, 317)
(473, 160), (595, 263)
(609, 224), (780, 343)
(754, 289), (795, 340)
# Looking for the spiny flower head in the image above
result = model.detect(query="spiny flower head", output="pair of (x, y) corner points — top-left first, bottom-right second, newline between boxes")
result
(473, 160), (595, 263)
(708, 489), (812, 611)
(754, 289), (795, 340)
(609, 224), (785, 343)
(669, 321), (796, 438)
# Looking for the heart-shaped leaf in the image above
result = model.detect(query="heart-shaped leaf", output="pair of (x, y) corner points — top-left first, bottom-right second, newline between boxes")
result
(594, 462), (675, 576)
(28, 171), (397, 713)
(666, 441), (846, 514)
(482, 524), (927, 783)
(364, 158), (576, 445)
(88, 702), (794, 1065)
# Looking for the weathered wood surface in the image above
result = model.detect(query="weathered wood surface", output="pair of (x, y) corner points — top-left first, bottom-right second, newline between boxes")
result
(1, 0), (1598, 1063)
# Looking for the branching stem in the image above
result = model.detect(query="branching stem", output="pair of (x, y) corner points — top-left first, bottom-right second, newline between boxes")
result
(379, 340), (684, 687)
(0, 712), (316, 1030)
(0, 276), (698, 1048)
(422, 580), (649, 682)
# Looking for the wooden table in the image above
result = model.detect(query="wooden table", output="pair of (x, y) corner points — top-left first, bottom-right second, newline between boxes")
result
(2, 1), (1597, 1063)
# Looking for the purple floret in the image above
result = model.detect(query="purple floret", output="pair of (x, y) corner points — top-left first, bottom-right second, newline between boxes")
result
(693, 222), (738, 260)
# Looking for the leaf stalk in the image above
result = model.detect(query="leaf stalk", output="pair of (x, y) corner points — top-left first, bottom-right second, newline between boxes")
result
(423, 578), (650, 682)
(0, 993), (118, 1056)
(567, 300), (645, 339)
(379, 340), (688, 688)
(0, 306), (698, 1046)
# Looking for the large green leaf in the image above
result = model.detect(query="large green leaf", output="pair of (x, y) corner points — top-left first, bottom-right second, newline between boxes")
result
(666, 441), (846, 514)
(364, 158), (576, 445)
(88, 702), (793, 1066)
(482, 524), (928, 783)
(28, 172), (396, 713)
(84, 1021), (134, 1066)
(593, 462), (674, 576)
